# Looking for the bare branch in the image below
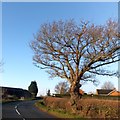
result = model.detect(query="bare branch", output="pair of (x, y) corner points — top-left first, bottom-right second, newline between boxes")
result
(30, 19), (119, 87)
(101, 81), (115, 89)
(89, 70), (117, 76)
(90, 59), (120, 69)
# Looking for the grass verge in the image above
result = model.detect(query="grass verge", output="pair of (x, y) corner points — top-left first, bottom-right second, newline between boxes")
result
(1, 98), (37, 104)
(1, 99), (20, 104)
(35, 100), (84, 119)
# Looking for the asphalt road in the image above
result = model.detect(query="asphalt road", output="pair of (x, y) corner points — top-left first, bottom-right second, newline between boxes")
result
(2, 100), (55, 119)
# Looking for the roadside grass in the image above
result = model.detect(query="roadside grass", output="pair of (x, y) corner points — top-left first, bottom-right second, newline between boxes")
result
(1, 99), (26, 104)
(1, 99), (19, 104)
(35, 100), (84, 119)
(1, 98), (37, 104)
(0, 99), (2, 103)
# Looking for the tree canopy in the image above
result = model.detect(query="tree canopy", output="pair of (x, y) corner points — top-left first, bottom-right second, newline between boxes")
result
(28, 81), (38, 97)
(31, 19), (119, 82)
(30, 19), (120, 111)
(47, 89), (51, 96)
(55, 81), (69, 94)
(101, 81), (115, 90)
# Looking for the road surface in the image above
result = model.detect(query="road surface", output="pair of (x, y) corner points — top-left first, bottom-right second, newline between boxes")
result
(2, 100), (55, 119)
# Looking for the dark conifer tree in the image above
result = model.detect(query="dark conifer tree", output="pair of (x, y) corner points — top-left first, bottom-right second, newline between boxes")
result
(28, 81), (38, 97)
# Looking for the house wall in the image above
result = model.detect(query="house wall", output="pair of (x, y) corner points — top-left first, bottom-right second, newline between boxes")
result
(96, 90), (98, 95)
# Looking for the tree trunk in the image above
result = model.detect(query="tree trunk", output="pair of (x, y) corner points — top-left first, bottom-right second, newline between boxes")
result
(70, 82), (82, 113)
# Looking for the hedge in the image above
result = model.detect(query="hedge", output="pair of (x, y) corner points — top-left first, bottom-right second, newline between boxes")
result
(43, 97), (120, 118)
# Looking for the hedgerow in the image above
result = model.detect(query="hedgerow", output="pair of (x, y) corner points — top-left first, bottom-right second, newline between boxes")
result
(43, 97), (120, 118)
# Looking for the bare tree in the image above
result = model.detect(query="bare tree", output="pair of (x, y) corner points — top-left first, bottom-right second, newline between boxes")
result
(54, 81), (69, 94)
(30, 19), (120, 112)
(101, 81), (115, 90)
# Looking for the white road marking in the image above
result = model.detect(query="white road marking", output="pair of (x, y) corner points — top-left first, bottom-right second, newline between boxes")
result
(15, 104), (26, 120)
(15, 109), (21, 115)
(15, 106), (17, 109)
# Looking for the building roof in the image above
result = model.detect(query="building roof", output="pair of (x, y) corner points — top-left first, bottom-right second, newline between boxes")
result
(1, 86), (32, 98)
(96, 89), (114, 95)
(108, 89), (120, 96)
(79, 89), (84, 95)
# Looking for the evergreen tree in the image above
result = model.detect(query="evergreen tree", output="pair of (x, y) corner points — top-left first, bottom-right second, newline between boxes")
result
(28, 81), (38, 97)
(47, 89), (51, 96)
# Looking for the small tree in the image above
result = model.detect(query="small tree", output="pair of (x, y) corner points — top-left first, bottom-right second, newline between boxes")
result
(28, 81), (38, 98)
(101, 81), (115, 89)
(47, 89), (51, 96)
(55, 81), (69, 94)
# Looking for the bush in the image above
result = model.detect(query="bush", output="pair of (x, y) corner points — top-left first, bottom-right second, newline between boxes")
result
(43, 97), (120, 118)
(43, 97), (68, 110)
(77, 98), (120, 118)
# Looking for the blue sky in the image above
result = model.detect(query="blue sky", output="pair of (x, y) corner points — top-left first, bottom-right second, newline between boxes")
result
(1, 2), (118, 95)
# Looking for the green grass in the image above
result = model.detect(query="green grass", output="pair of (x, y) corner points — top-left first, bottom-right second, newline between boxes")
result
(1, 99), (22, 104)
(0, 99), (2, 103)
(35, 100), (85, 119)
(1, 98), (36, 104)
